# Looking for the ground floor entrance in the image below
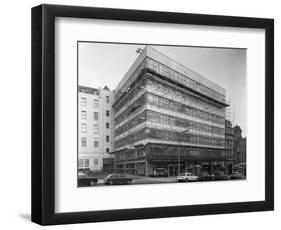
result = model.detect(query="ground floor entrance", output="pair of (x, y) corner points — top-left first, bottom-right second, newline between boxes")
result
(115, 160), (226, 177)
(113, 143), (227, 177)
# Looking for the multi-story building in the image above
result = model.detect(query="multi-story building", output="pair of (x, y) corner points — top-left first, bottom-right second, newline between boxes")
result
(225, 120), (234, 174)
(239, 137), (247, 176)
(111, 46), (229, 177)
(78, 85), (114, 172)
(233, 125), (242, 165)
(233, 125), (246, 175)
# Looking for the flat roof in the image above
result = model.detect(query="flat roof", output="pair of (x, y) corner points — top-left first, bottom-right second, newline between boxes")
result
(114, 46), (226, 96)
(78, 85), (99, 94)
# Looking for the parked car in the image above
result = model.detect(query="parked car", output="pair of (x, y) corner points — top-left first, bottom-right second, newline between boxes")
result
(176, 172), (199, 182)
(78, 172), (98, 187)
(229, 172), (243, 180)
(104, 174), (133, 185)
(199, 172), (214, 181)
(214, 171), (229, 181)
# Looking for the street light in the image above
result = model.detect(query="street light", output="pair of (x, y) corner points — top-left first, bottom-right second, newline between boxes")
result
(177, 128), (191, 176)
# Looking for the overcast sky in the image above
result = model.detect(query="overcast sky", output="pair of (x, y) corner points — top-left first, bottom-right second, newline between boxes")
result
(78, 42), (247, 136)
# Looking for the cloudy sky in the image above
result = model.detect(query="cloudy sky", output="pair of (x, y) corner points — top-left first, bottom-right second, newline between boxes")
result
(78, 42), (247, 136)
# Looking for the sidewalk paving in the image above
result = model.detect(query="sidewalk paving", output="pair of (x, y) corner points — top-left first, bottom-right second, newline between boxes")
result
(96, 176), (178, 185)
(130, 176), (177, 184)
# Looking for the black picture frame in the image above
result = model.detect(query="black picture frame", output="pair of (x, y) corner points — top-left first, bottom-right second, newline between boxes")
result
(31, 4), (274, 225)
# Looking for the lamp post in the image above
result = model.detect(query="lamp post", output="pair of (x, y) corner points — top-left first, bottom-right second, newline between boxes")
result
(124, 120), (136, 174)
(177, 128), (191, 176)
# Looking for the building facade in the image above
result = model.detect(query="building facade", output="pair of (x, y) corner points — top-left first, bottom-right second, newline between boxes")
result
(112, 46), (229, 177)
(233, 125), (246, 175)
(78, 86), (114, 172)
(225, 120), (235, 174)
(239, 138), (247, 176)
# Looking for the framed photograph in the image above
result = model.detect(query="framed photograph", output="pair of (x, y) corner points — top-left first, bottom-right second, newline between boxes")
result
(31, 4), (274, 225)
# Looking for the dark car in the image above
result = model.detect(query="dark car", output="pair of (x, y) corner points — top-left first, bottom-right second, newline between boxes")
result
(104, 174), (133, 185)
(78, 172), (98, 187)
(214, 171), (229, 181)
(229, 172), (243, 180)
(199, 172), (214, 181)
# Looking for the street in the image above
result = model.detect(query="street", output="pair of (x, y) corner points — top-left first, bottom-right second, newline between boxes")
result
(83, 175), (246, 186)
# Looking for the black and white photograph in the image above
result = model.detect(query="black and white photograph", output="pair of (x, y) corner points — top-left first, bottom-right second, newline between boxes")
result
(77, 42), (247, 187)
(30, 3), (274, 226)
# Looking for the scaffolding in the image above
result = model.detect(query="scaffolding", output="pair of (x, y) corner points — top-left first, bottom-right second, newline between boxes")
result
(113, 58), (228, 151)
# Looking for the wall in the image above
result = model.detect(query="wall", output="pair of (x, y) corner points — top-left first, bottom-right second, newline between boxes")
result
(79, 90), (103, 171)
(0, 0), (279, 229)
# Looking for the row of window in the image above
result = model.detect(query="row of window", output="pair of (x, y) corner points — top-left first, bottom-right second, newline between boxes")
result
(114, 77), (146, 114)
(115, 110), (147, 136)
(146, 78), (225, 116)
(115, 109), (225, 138)
(115, 127), (225, 149)
(114, 56), (226, 109)
(114, 60), (146, 103)
(146, 58), (225, 103)
(225, 126), (234, 135)
(114, 72), (225, 121)
(80, 137), (111, 152)
(226, 140), (233, 149)
(148, 145), (225, 158)
(81, 110), (110, 120)
(115, 146), (225, 161)
(80, 96), (110, 107)
(115, 148), (146, 161)
(114, 74), (226, 124)
(225, 149), (234, 158)
(115, 128), (146, 149)
(114, 93), (146, 125)
(79, 159), (90, 168)
(81, 134), (110, 142)
(147, 93), (225, 125)
(78, 158), (99, 168)
(147, 110), (225, 135)
(80, 122), (110, 134)
(114, 92), (225, 128)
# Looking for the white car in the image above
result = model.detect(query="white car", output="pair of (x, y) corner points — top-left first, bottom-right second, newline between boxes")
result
(177, 172), (199, 182)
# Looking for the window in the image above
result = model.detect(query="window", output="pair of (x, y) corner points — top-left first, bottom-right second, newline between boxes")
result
(94, 140), (99, 147)
(94, 112), (99, 120)
(106, 135), (110, 142)
(81, 97), (87, 106)
(81, 137), (86, 147)
(81, 123), (87, 133)
(81, 110), (87, 119)
(78, 159), (83, 168)
(106, 96), (110, 103)
(94, 159), (99, 166)
(93, 99), (99, 108)
(106, 148), (110, 153)
(79, 159), (91, 169)
(84, 159), (89, 168)
(93, 124), (99, 134)
(106, 122), (110, 128)
(106, 110), (110, 117)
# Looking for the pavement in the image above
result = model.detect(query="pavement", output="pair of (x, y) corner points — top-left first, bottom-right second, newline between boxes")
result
(85, 175), (246, 186)
(94, 176), (178, 186)
(132, 176), (178, 184)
